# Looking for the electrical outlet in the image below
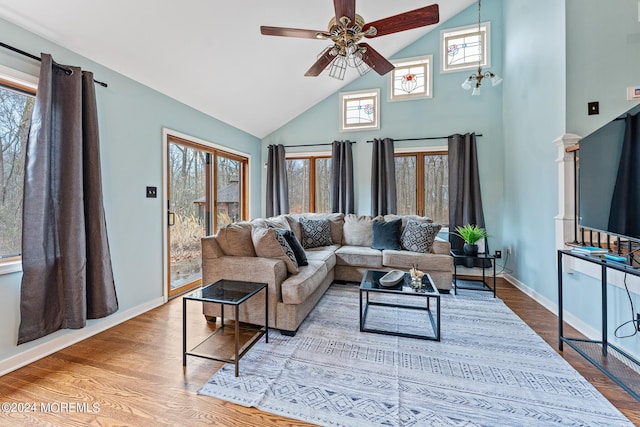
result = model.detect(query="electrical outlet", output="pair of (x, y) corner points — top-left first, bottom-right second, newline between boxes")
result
(494, 250), (502, 259)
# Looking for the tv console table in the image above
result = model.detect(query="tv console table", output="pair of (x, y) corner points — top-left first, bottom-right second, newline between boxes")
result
(557, 249), (640, 402)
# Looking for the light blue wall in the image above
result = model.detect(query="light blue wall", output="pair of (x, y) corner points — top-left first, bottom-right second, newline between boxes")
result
(262, 0), (506, 253)
(566, 0), (640, 137)
(561, 0), (640, 359)
(501, 0), (566, 301)
(0, 18), (261, 362)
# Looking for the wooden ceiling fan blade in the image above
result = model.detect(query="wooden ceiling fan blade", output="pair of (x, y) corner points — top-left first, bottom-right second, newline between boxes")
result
(363, 4), (440, 38)
(261, 26), (331, 40)
(333, 0), (356, 26)
(305, 47), (335, 76)
(359, 43), (394, 76)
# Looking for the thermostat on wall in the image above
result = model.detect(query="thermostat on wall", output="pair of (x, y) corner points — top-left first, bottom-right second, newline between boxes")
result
(627, 86), (640, 101)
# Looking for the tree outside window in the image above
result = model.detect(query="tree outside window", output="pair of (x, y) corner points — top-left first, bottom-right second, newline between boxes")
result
(0, 83), (35, 260)
(395, 151), (448, 225)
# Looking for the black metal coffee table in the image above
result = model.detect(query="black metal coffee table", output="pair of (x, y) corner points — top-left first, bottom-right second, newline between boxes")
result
(359, 270), (440, 341)
(183, 279), (268, 377)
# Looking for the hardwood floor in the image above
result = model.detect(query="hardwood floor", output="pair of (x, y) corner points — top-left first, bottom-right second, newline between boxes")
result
(0, 278), (639, 426)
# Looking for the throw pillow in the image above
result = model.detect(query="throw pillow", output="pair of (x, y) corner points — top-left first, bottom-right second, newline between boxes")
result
(299, 217), (333, 249)
(251, 227), (299, 274)
(342, 214), (378, 247)
(273, 228), (308, 266)
(401, 220), (443, 253)
(215, 222), (256, 257)
(371, 218), (402, 250)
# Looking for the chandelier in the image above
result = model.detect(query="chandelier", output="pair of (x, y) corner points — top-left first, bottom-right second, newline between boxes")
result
(324, 15), (376, 80)
(461, 0), (502, 95)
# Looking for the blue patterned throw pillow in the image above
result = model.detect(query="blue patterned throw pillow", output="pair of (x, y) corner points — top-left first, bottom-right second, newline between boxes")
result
(401, 220), (442, 253)
(299, 217), (333, 249)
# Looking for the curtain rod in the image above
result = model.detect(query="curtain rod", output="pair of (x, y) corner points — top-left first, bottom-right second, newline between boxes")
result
(366, 134), (483, 143)
(281, 141), (357, 148)
(0, 41), (108, 87)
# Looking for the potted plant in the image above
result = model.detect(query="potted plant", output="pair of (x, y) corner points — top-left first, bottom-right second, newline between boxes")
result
(453, 224), (488, 256)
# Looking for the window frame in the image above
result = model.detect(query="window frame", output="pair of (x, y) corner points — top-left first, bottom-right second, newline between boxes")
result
(440, 22), (491, 74)
(0, 67), (38, 274)
(285, 153), (332, 213)
(339, 89), (380, 132)
(388, 55), (433, 101)
(394, 147), (449, 226)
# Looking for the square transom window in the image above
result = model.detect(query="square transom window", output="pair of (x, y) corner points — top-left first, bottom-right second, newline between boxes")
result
(389, 55), (432, 101)
(441, 22), (490, 73)
(339, 89), (380, 132)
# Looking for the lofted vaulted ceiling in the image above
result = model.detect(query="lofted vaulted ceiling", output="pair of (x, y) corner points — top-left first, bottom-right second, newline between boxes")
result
(0, 0), (475, 138)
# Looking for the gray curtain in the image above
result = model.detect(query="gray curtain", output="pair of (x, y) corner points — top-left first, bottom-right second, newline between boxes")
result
(266, 144), (289, 217)
(608, 112), (640, 237)
(330, 140), (354, 214)
(18, 54), (118, 344)
(371, 138), (396, 216)
(448, 133), (487, 266)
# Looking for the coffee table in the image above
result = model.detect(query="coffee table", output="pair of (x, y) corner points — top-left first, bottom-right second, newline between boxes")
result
(359, 270), (440, 341)
(183, 279), (268, 377)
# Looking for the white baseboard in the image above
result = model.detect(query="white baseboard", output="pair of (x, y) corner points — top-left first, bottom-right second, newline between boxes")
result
(503, 273), (600, 341)
(0, 297), (164, 376)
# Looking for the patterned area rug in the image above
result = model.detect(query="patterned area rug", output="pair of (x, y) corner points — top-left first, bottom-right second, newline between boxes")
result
(199, 284), (632, 426)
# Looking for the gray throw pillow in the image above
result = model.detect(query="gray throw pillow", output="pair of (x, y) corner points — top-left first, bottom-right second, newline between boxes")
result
(371, 218), (402, 250)
(299, 217), (333, 249)
(401, 220), (442, 253)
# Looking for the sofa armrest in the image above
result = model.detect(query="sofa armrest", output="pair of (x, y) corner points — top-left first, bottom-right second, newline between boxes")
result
(201, 235), (225, 259)
(201, 254), (288, 304)
(431, 239), (451, 255)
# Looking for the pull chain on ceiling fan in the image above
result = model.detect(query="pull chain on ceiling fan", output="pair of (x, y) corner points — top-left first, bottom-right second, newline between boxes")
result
(260, 0), (440, 80)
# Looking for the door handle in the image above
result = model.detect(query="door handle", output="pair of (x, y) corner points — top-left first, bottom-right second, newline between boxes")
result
(168, 212), (175, 226)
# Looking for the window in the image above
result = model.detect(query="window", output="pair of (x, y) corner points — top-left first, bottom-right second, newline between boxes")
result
(440, 22), (490, 73)
(0, 72), (37, 267)
(395, 151), (448, 225)
(339, 89), (380, 132)
(389, 55), (433, 101)
(286, 155), (332, 213)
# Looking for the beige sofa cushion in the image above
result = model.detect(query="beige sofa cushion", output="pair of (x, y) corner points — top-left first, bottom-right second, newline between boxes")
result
(216, 222), (256, 257)
(251, 215), (291, 231)
(251, 227), (299, 274)
(384, 214), (433, 232)
(335, 245), (383, 269)
(382, 250), (452, 271)
(305, 245), (339, 270)
(281, 261), (327, 304)
(342, 214), (380, 247)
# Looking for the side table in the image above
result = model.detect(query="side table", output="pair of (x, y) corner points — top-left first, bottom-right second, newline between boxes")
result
(450, 250), (497, 297)
(183, 279), (268, 377)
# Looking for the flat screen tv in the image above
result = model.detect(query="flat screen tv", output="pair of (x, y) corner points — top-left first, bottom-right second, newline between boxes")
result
(579, 105), (640, 242)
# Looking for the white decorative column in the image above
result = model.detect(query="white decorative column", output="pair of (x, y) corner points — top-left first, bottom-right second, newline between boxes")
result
(554, 133), (581, 252)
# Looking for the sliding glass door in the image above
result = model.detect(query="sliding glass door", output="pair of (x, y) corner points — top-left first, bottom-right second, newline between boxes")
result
(167, 136), (248, 297)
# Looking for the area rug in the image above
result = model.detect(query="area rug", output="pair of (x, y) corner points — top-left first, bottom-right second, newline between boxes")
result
(199, 284), (632, 426)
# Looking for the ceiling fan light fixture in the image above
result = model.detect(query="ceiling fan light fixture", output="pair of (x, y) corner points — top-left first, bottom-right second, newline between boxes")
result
(328, 55), (348, 80)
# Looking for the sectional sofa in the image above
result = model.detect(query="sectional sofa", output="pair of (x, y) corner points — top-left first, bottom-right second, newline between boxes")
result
(200, 213), (452, 336)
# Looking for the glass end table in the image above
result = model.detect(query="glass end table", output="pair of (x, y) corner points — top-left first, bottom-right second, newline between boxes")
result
(450, 250), (497, 297)
(183, 279), (268, 377)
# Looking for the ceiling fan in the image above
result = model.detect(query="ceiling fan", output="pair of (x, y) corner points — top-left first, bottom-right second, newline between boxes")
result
(260, 0), (440, 79)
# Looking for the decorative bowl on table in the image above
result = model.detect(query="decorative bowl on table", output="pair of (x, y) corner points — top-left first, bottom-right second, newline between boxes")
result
(379, 270), (405, 287)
